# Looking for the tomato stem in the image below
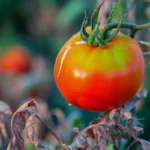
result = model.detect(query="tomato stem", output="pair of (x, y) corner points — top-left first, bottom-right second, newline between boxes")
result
(94, 34), (106, 47)
(102, 22), (150, 39)
(88, 24), (106, 47)
(104, 14), (127, 43)
(101, 23), (136, 39)
(131, 22), (150, 38)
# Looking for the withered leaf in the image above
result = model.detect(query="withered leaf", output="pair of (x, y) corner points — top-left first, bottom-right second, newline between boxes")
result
(7, 100), (62, 150)
(0, 101), (12, 148)
(62, 144), (71, 150)
(7, 100), (38, 150)
(90, 110), (117, 125)
(73, 128), (79, 133)
(0, 101), (12, 116)
(26, 115), (52, 150)
(140, 139), (150, 150)
(124, 90), (147, 111)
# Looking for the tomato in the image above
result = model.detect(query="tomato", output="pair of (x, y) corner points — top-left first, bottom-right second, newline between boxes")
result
(54, 27), (145, 112)
(0, 46), (31, 75)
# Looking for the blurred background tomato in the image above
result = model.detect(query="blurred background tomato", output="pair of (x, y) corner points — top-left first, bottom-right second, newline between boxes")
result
(0, 46), (31, 75)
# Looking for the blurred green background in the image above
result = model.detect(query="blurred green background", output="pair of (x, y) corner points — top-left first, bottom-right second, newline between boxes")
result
(0, 0), (149, 149)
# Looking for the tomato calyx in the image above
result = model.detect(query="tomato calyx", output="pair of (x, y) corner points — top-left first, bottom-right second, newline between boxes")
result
(80, 0), (126, 47)
(80, 0), (150, 47)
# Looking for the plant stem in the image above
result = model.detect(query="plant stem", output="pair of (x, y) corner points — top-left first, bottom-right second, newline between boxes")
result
(131, 23), (150, 38)
(88, 24), (106, 47)
(135, 22), (150, 31)
(102, 22), (150, 39)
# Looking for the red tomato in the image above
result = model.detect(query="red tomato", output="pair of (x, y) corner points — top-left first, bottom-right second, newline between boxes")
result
(54, 27), (145, 112)
(0, 46), (31, 75)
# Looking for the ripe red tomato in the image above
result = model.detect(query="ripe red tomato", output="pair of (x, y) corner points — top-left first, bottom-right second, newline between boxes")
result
(0, 46), (31, 75)
(54, 27), (145, 112)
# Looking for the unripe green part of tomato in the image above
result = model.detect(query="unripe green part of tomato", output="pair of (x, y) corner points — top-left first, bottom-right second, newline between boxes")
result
(54, 27), (144, 112)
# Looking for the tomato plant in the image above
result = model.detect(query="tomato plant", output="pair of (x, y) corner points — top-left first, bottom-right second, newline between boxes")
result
(0, 46), (31, 75)
(54, 3), (146, 112)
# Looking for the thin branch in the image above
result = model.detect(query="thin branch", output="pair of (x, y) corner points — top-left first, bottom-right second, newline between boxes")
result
(35, 114), (63, 146)
(127, 140), (137, 150)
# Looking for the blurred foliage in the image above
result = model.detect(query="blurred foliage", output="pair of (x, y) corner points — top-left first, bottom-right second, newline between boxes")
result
(0, 0), (149, 149)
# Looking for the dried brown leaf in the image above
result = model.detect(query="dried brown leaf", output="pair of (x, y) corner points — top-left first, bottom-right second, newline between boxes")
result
(72, 123), (115, 149)
(90, 110), (117, 125)
(7, 100), (62, 150)
(0, 101), (12, 116)
(132, 126), (143, 136)
(140, 139), (150, 150)
(73, 128), (79, 133)
(7, 100), (38, 150)
(26, 115), (52, 150)
(122, 112), (132, 121)
(0, 101), (12, 149)
(72, 128), (88, 149)
(62, 144), (71, 150)
(98, 126), (107, 150)
(124, 90), (147, 111)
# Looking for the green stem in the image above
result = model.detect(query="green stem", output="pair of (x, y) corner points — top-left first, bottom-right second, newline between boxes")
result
(135, 22), (150, 31)
(102, 22), (150, 39)
(94, 35), (107, 47)
(102, 23), (136, 39)
(88, 24), (106, 47)
(131, 23), (150, 38)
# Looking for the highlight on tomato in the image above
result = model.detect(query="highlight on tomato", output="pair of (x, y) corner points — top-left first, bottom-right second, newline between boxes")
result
(0, 46), (31, 75)
(54, 2), (145, 112)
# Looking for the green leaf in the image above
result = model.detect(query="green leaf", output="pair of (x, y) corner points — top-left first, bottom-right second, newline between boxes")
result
(91, 0), (106, 30)
(106, 1), (118, 24)
(80, 12), (89, 42)
(140, 41), (150, 46)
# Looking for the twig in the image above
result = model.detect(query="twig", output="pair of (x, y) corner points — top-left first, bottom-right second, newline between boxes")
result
(35, 114), (63, 146)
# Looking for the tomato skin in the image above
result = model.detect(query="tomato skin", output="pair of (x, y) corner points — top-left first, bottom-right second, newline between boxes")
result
(0, 46), (31, 75)
(54, 27), (145, 112)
